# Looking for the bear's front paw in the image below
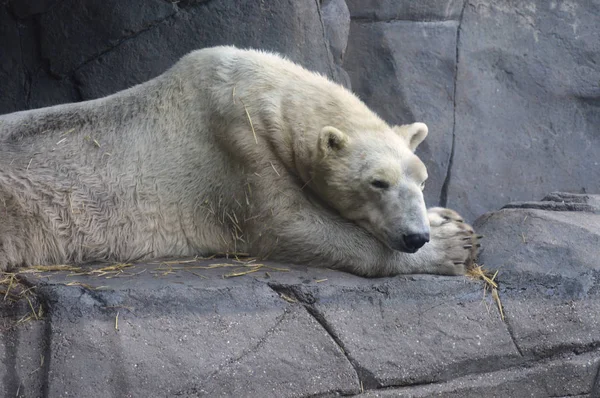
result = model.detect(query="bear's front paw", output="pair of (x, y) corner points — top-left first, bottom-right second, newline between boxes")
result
(427, 207), (481, 275)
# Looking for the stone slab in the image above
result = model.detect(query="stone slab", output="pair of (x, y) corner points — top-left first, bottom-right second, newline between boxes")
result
(15, 262), (359, 397)
(74, 0), (339, 100)
(346, 0), (465, 22)
(0, 297), (46, 398)
(474, 193), (600, 298)
(322, 0), (350, 64)
(360, 350), (600, 397)
(474, 193), (600, 360)
(449, 1), (600, 221)
(39, 0), (176, 76)
(0, 7), (27, 114)
(266, 271), (520, 389)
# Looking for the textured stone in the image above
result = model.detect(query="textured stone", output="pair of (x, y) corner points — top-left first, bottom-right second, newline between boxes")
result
(0, 299), (45, 398)
(346, 0), (465, 21)
(14, 262), (359, 397)
(449, 0), (600, 221)
(267, 271), (519, 389)
(503, 297), (600, 359)
(310, 278), (519, 388)
(0, 5), (81, 114)
(360, 351), (600, 397)
(9, 0), (57, 18)
(474, 193), (600, 298)
(474, 193), (600, 359)
(322, 0), (350, 63)
(322, 0), (352, 89)
(344, 19), (457, 207)
(3, 228), (600, 397)
(0, 7), (27, 114)
(74, 0), (339, 100)
(198, 306), (359, 397)
(39, 0), (176, 76)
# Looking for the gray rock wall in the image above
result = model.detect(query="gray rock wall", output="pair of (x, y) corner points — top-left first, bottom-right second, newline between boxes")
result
(0, 0), (341, 111)
(1, 0), (598, 219)
(344, 0), (600, 220)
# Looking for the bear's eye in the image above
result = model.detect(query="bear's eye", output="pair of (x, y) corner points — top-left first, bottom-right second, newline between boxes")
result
(371, 180), (390, 190)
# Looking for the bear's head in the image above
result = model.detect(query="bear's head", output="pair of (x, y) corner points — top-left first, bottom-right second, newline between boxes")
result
(314, 122), (430, 253)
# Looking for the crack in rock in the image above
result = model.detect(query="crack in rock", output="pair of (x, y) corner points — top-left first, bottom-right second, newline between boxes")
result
(590, 363), (600, 398)
(439, 0), (467, 208)
(176, 309), (289, 396)
(503, 313), (525, 358)
(350, 16), (461, 23)
(40, 309), (52, 398)
(71, 10), (180, 76)
(314, 0), (337, 81)
(268, 283), (377, 390)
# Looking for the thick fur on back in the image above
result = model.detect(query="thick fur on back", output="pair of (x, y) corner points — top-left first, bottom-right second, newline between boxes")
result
(0, 46), (478, 276)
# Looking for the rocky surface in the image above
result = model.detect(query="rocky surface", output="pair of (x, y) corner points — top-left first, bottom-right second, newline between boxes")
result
(0, 0), (341, 111)
(448, 1), (600, 222)
(343, 0), (600, 220)
(474, 192), (600, 361)
(1, 193), (599, 397)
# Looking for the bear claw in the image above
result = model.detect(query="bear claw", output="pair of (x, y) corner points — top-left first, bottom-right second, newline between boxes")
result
(427, 207), (481, 274)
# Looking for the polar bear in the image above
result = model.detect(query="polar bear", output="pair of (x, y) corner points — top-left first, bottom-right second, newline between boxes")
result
(0, 46), (478, 276)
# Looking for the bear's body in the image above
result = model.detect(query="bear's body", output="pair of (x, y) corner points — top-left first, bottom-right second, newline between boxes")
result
(0, 46), (477, 276)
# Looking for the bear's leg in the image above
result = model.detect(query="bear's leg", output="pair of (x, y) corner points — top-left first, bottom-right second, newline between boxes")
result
(260, 206), (478, 277)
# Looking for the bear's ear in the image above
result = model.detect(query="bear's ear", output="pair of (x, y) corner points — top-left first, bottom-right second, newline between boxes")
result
(393, 122), (428, 152)
(318, 126), (349, 157)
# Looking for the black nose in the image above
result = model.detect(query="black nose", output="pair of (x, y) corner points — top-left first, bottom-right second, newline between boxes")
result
(403, 233), (430, 251)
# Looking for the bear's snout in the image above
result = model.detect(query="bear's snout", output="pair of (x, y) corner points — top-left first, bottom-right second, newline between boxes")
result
(392, 232), (429, 253)
(404, 232), (430, 249)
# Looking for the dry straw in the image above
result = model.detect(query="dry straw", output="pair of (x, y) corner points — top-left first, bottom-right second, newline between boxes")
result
(467, 264), (504, 320)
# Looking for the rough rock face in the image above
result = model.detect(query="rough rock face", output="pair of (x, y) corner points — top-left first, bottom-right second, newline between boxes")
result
(0, 0), (341, 110)
(343, 0), (600, 220)
(474, 192), (600, 361)
(2, 193), (600, 396)
(321, 0), (352, 88)
(449, 1), (600, 222)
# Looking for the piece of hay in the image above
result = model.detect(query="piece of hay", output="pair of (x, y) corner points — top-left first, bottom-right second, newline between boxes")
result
(279, 293), (297, 303)
(65, 281), (108, 290)
(239, 99), (258, 144)
(31, 264), (82, 272)
(1, 272), (43, 327)
(223, 268), (262, 278)
(2, 273), (16, 300)
(467, 264), (505, 320)
(89, 263), (133, 277)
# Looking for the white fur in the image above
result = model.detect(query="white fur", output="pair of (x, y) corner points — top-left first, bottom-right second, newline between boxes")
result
(0, 46), (475, 276)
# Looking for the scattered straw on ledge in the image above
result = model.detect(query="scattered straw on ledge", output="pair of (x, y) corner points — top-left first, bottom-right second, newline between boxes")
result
(1, 272), (43, 328)
(15, 253), (288, 285)
(467, 264), (504, 320)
